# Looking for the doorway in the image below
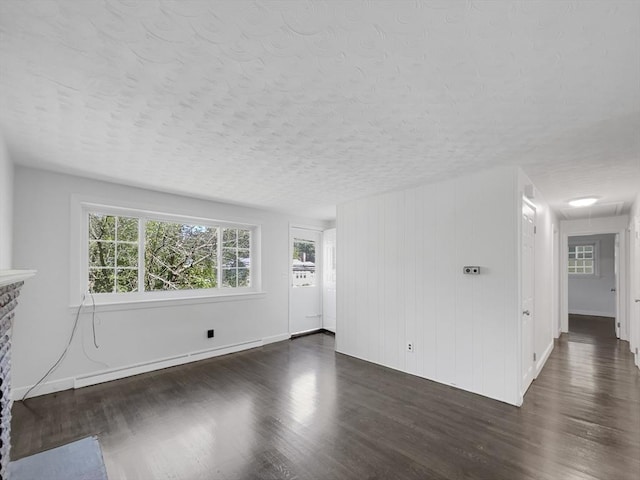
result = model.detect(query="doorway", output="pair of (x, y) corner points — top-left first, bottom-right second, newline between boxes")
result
(289, 227), (323, 335)
(633, 217), (640, 367)
(567, 233), (619, 339)
(521, 200), (536, 395)
(560, 218), (629, 342)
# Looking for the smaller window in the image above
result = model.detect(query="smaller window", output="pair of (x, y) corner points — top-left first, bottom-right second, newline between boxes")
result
(222, 228), (251, 288)
(89, 214), (139, 293)
(568, 244), (595, 275)
(292, 238), (316, 287)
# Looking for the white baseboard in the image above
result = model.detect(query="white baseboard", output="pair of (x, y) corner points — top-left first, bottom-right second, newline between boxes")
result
(74, 339), (264, 389)
(335, 348), (520, 407)
(12, 376), (75, 401)
(13, 333), (290, 400)
(535, 340), (554, 377)
(263, 332), (291, 345)
(292, 327), (323, 336)
(569, 309), (614, 318)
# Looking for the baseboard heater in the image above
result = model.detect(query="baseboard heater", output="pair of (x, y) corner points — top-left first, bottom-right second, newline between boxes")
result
(74, 339), (262, 389)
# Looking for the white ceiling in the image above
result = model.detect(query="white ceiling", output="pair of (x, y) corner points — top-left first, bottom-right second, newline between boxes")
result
(1, 0), (638, 220)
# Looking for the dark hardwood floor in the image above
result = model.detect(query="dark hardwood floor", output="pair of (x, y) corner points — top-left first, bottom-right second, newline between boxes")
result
(569, 313), (617, 343)
(11, 323), (640, 480)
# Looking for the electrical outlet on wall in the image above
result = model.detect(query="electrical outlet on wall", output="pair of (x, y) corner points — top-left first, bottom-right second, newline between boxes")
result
(407, 342), (414, 353)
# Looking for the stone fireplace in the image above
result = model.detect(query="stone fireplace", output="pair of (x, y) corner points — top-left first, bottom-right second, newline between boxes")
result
(0, 270), (35, 479)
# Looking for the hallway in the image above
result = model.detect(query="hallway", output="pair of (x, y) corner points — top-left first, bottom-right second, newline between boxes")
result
(11, 326), (640, 479)
(568, 313), (617, 343)
(521, 314), (640, 478)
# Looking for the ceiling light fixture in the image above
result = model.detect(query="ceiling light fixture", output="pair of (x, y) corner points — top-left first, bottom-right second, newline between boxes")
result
(568, 197), (599, 208)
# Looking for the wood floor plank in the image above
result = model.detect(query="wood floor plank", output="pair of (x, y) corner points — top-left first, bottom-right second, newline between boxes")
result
(11, 318), (640, 479)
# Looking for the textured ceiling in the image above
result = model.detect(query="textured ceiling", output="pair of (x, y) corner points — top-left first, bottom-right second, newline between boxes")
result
(0, 0), (639, 220)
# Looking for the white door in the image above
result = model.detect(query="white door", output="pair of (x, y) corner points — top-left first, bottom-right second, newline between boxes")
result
(290, 228), (322, 335)
(521, 201), (536, 394)
(614, 234), (621, 338)
(634, 218), (640, 367)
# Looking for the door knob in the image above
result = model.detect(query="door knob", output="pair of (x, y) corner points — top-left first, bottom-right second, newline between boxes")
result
(636, 299), (640, 303)
(611, 288), (616, 292)
(523, 310), (530, 316)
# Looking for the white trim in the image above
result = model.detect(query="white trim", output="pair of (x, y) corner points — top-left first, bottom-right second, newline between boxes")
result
(288, 224), (325, 233)
(12, 376), (75, 400)
(13, 334), (289, 399)
(81, 200), (258, 229)
(336, 349), (520, 407)
(560, 216), (629, 337)
(70, 194), (262, 307)
(292, 327), (323, 336)
(73, 340), (262, 389)
(553, 225), (561, 338)
(569, 309), (615, 318)
(0, 269), (36, 287)
(535, 340), (554, 378)
(69, 291), (266, 313)
(263, 332), (291, 344)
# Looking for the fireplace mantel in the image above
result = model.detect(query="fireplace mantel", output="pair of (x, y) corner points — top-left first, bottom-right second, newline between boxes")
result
(0, 270), (36, 288)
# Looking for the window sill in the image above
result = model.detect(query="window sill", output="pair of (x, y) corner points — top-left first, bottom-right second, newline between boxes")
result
(69, 291), (266, 313)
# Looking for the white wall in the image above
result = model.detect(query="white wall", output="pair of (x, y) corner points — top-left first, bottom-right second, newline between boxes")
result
(568, 234), (616, 317)
(518, 170), (559, 379)
(11, 166), (327, 398)
(337, 167), (522, 406)
(560, 215), (629, 339)
(0, 135), (12, 270)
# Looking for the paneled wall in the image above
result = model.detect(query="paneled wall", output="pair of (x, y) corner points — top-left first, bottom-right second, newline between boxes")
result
(337, 167), (521, 405)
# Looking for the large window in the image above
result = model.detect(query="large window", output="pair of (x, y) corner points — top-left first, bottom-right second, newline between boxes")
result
(568, 244), (596, 275)
(87, 210), (253, 295)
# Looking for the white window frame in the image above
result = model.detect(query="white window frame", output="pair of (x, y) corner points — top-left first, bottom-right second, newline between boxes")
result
(568, 240), (599, 277)
(70, 197), (262, 308)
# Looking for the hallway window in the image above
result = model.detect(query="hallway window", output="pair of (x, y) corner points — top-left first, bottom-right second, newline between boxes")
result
(568, 244), (595, 275)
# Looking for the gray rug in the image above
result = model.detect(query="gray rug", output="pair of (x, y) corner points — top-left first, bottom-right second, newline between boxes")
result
(8, 436), (107, 480)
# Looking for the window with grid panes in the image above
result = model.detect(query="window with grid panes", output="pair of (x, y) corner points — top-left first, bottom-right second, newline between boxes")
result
(568, 244), (595, 275)
(87, 211), (253, 295)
